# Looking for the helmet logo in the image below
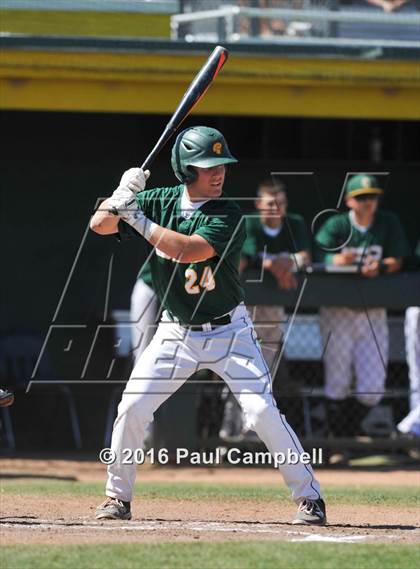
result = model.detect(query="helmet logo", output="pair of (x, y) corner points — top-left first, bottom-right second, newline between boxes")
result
(213, 142), (222, 155)
(361, 176), (371, 188)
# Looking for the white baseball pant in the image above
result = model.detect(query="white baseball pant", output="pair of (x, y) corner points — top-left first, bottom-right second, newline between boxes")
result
(248, 305), (286, 372)
(219, 304), (286, 437)
(106, 303), (322, 503)
(320, 307), (389, 406)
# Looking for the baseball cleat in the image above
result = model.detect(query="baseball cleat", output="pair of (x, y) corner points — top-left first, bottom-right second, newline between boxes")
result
(292, 498), (327, 526)
(0, 388), (14, 408)
(95, 497), (131, 520)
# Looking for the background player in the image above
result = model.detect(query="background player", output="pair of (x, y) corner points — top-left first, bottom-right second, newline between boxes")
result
(0, 388), (14, 408)
(315, 174), (410, 451)
(89, 126), (326, 526)
(220, 179), (311, 440)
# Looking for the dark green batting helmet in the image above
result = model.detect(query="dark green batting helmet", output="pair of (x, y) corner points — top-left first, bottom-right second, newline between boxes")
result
(171, 126), (238, 184)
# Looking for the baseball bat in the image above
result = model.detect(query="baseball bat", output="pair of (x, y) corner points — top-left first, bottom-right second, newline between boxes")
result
(141, 45), (228, 171)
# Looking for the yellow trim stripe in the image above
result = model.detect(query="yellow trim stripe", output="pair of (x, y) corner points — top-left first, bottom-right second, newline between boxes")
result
(1, 49), (419, 119)
(348, 188), (384, 197)
(0, 10), (171, 38)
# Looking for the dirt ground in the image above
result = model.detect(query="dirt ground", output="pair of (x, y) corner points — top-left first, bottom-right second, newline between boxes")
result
(1, 458), (419, 545)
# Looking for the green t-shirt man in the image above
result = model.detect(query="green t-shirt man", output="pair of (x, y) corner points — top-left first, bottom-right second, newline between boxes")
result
(315, 210), (410, 264)
(240, 180), (311, 291)
(315, 173), (410, 267)
(242, 214), (310, 260)
(120, 184), (246, 325)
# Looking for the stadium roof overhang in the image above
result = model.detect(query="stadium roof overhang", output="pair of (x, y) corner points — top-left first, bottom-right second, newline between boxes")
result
(0, 36), (419, 120)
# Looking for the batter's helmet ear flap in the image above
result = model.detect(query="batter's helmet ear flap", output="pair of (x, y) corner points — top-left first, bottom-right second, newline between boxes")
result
(184, 165), (198, 184)
(172, 129), (184, 182)
(171, 128), (198, 183)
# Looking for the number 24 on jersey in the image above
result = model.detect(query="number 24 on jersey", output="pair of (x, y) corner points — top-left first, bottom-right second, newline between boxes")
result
(185, 266), (216, 294)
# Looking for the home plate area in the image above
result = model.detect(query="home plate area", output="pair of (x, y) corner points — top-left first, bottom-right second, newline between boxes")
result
(1, 515), (416, 545)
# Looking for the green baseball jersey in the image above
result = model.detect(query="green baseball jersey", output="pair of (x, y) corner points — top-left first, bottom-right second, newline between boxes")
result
(120, 185), (246, 325)
(315, 210), (410, 264)
(241, 213), (310, 287)
(136, 260), (153, 288)
(242, 214), (310, 258)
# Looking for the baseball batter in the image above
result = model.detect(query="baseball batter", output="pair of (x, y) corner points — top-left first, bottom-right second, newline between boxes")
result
(316, 174), (410, 440)
(90, 127), (326, 525)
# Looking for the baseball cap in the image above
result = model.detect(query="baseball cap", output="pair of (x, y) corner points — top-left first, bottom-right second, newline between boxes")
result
(345, 174), (384, 198)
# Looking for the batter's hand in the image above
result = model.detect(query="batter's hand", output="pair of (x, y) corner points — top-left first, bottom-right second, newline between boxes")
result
(119, 168), (150, 193)
(108, 168), (150, 213)
(108, 185), (135, 210)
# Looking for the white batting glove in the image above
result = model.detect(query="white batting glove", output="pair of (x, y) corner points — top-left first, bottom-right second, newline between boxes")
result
(108, 185), (136, 212)
(107, 168), (157, 241)
(108, 168), (150, 212)
(108, 188), (150, 233)
(118, 167), (150, 193)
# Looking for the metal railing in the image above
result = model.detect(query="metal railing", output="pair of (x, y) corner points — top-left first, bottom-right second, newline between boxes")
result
(171, 5), (420, 42)
(1, 0), (179, 12)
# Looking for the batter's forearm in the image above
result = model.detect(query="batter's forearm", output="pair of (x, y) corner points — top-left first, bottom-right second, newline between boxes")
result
(149, 226), (189, 258)
(90, 199), (120, 235)
(118, 208), (215, 262)
(148, 226), (214, 263)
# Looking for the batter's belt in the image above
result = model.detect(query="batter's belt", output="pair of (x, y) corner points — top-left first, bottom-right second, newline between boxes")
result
(167, 311), (232, 332)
